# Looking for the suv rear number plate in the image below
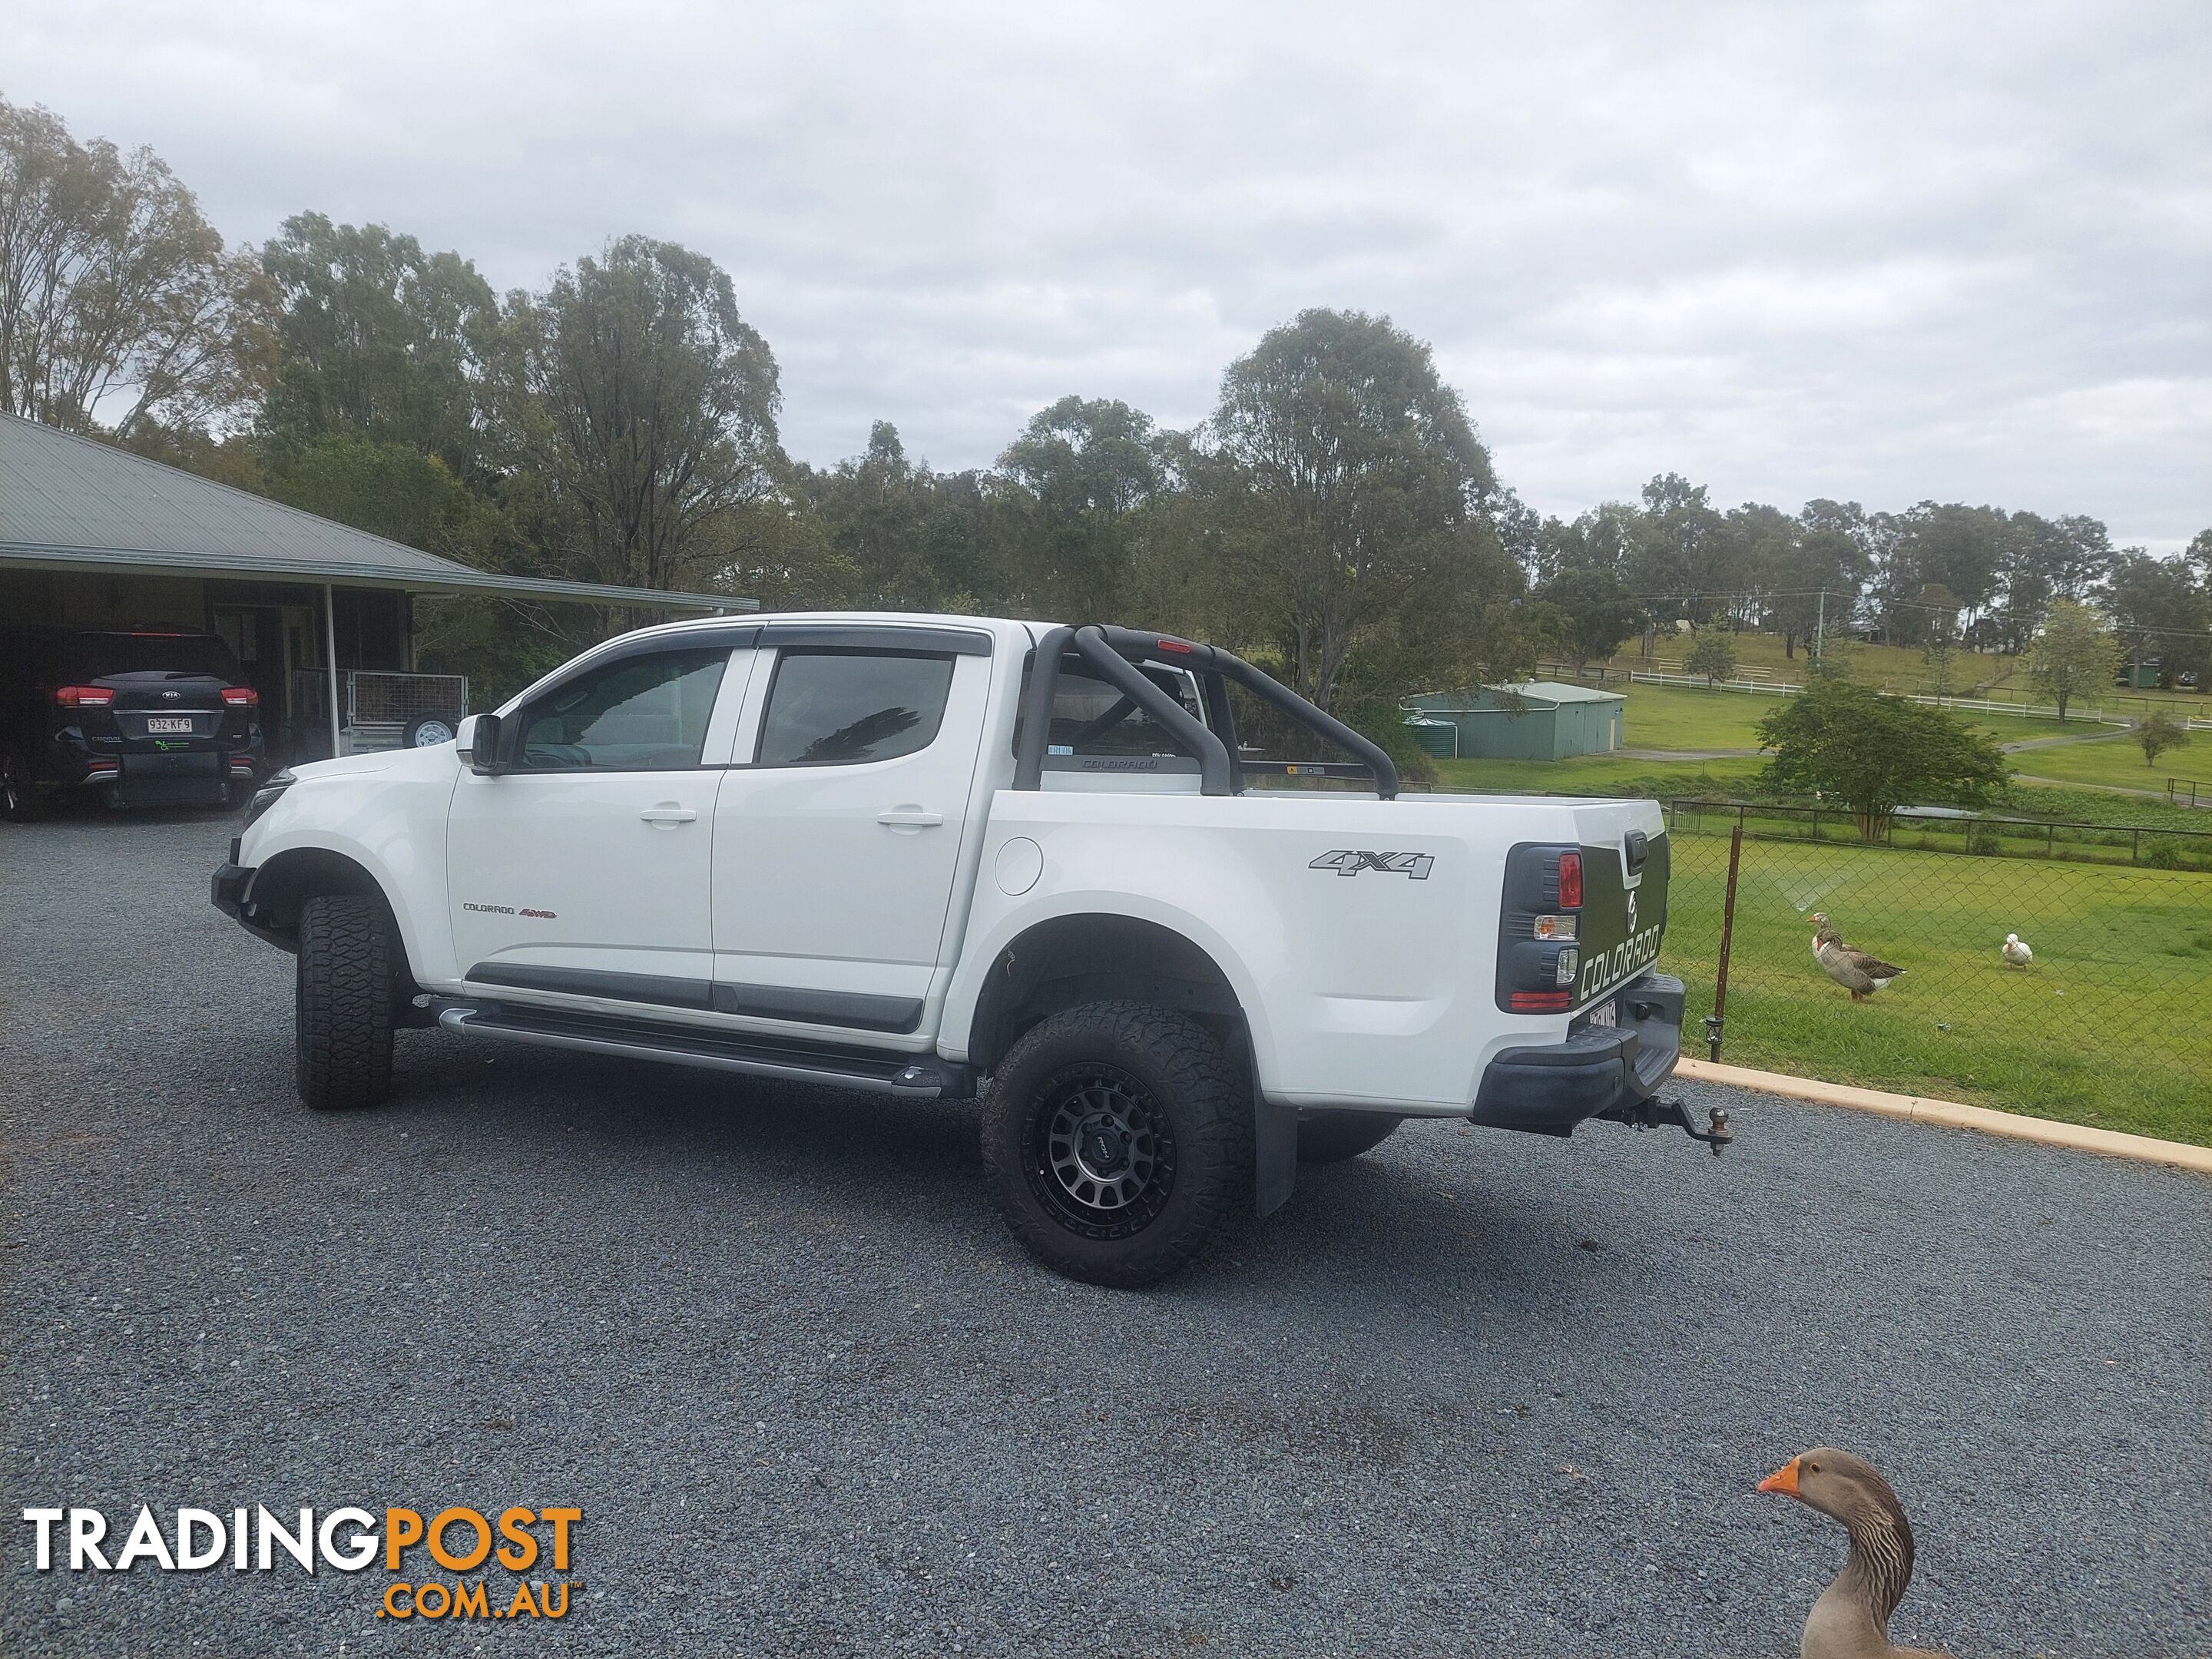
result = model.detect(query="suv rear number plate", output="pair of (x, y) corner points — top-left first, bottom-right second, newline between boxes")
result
(144, 717), (193, 733)
(1585, 1000), (1618, 1028)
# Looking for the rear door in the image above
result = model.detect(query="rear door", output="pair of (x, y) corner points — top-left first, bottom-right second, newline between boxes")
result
(1569, 803), (1670, 1007)
(448, 644), (750, 1008)
(710, 630), (993, 1037)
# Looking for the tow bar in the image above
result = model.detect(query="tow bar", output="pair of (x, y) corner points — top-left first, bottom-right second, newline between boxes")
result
(1600, 1095), (1733, 1155)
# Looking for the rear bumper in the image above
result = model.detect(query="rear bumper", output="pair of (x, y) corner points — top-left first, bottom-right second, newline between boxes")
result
(1469, 973), (1683, 1137)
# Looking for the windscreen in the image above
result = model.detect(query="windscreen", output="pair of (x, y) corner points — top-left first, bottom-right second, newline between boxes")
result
(63, 633), (243, 682)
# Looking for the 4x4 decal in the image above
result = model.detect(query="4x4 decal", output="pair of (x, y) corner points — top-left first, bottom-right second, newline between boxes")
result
(1310, 849), (1434, 879)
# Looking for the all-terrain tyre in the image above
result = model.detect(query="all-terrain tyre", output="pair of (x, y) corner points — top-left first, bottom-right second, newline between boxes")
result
(296, 893), (394, 1111)
(1296, 1110), (1404, 1164)
(982, 1001), (1252, 1287)
(2, 752), (52, 822)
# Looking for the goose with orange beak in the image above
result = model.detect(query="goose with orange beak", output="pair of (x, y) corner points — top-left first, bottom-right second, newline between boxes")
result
(1759, 1448), (1954, 1658)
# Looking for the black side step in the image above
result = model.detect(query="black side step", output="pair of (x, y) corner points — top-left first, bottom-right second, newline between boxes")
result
(433, 1001), (974, 1100)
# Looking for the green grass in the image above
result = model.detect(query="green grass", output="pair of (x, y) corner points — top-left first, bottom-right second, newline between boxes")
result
(2007, 730), (2201, 793)
(1604, 631), (2018, 695)
(1663, 830), (2212, 1144)
(1611, 682), (1777, 750)
(1432, 752), (1767, 797)
(1598, 628), (2212, 715)
(1999, 785), (2212, 834)
(1502, 680), (2206, 819)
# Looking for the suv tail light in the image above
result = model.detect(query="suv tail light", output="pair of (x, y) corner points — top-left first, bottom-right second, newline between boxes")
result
(1556, 850), (1582, 909)
(221, 686), (259, 707)
(54, 685), (115, 708)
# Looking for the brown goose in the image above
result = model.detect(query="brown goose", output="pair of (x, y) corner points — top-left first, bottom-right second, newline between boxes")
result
(1809, 913), (1905, 1002)
(1760, 1449), (1953, 1659)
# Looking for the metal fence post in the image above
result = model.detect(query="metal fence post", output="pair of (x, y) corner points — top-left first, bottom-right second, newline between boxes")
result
(1706, 824), (1743, 1061)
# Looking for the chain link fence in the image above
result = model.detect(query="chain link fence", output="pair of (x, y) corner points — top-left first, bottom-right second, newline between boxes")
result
(1661, 807), (2212, 1144)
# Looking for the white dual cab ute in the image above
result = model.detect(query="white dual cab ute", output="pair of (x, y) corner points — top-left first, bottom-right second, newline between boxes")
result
(214, 614), (1721, 1285)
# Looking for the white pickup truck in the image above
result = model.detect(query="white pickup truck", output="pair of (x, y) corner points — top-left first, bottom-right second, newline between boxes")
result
(214, 614), (1715, 1284)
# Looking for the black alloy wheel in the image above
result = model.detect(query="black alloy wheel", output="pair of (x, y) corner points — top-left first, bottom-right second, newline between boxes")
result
(1024, 1061), (1178, 1240)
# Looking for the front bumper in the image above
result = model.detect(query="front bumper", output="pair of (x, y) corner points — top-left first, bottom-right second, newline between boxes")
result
(211, 850), (291, 951)
(211, 854), (252, 919)
(1469, 973), (1684, 1137)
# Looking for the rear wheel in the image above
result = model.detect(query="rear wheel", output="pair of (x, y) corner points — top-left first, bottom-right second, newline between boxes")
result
(2, 752), (51, 822)
(982, 1002), (1251, 1287)
(1296, 1110), (1404, 1164)
(296, 893), (394, 1111)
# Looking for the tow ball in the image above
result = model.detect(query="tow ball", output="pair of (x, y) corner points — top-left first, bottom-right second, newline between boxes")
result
(1600, 1096), (1733, 1156)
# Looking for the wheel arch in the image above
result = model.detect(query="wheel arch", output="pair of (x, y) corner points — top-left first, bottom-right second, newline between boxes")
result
(964, 912), (1252, 1081)
(245, 848), (422, 999)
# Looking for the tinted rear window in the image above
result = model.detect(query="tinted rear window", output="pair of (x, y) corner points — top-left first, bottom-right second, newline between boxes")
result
(757, 651), (955, 767)
(1012, 655), (1203, 760)
(63, 633), (243, 681)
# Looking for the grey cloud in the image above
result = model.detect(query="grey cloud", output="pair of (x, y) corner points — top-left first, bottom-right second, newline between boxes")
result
(5, 0), (2205, 545)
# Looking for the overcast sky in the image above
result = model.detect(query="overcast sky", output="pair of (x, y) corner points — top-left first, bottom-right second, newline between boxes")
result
(7, 2), (2207, 548)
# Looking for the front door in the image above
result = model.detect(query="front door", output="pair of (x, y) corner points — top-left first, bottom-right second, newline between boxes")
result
(710, 643), (991, 1036)
(448, 645), (742, 1011)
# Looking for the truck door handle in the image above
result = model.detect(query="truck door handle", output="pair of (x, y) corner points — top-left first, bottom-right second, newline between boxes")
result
(639, 806), (697, 824)
(877, 809), (944, 829)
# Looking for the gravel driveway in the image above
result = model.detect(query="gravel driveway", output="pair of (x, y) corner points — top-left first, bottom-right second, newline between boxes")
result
(5, 811), (2207, 1657)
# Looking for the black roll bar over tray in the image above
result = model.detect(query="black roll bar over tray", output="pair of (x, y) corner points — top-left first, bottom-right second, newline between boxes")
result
(1012, 624), (1401, 801)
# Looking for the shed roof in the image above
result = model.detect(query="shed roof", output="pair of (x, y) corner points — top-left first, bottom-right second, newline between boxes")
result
(1507, 680), (1625, 705)
(1406, 680), (1625, 712)
(0, 413), (752, 613)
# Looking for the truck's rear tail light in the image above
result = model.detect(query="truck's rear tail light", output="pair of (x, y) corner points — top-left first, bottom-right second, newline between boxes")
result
(1154, 638), (1192, 654)
(221, 686), (259, 707)
(1509, 989), (1571, 1012)
(55, 685), (115, 708)
(228, 756), (256, 773)
(1556, 851), (1582, 909)
(1555, 948), (1580, 986)
(1532, 913), (1576, 940)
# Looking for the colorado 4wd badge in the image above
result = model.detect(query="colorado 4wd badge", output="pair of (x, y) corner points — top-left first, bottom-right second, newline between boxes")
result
(1309, 850), (1435, 879)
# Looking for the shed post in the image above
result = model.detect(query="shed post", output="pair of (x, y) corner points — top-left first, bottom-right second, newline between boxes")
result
(323, 584), (341, 759)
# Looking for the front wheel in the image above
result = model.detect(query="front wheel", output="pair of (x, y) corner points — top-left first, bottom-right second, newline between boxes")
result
(981, 1002), (1252, 1287)
(1296, 1110), (1404, 1164)
(296, 893), (394, 1111)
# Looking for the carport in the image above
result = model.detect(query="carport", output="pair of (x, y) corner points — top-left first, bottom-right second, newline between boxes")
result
(0, 413), (753, 760)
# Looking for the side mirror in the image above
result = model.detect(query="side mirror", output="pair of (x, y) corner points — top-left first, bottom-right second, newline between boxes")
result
(455, 712), (506, 776)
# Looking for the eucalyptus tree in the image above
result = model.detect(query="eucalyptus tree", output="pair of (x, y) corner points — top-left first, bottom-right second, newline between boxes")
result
(1200, 307), (1507, 714)
(998, 395), (1166, 620)
(0, 94), (270, 436)
(259, 213), (495, 472)
(484, 236), (781, 609)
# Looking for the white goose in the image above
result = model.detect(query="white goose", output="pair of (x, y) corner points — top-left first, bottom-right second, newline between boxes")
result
(2001, 933), (2033, 969)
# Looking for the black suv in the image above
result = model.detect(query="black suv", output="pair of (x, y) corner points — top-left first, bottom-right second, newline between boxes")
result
(1, 626), (267, 820)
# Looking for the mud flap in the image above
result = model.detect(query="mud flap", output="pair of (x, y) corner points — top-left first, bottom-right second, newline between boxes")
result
(1254, 1098), (1298, 1217)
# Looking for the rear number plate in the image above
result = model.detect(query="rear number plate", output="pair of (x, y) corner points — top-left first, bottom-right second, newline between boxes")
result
(144, 717), (193, 733)
(1584, 1000), (1618, 1028)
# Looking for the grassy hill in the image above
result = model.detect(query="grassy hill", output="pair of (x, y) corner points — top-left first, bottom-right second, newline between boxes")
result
(1426, 672), (2210, 827)
(1598, 628), (2210, 720)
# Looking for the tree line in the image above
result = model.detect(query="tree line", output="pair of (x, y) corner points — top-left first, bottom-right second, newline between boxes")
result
(6, 92), (2208, 740)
